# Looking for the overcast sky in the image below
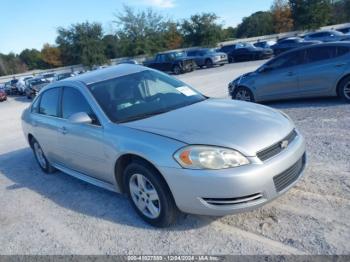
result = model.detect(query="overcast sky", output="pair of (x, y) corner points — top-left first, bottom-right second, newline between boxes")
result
(0, 0), (272, 54)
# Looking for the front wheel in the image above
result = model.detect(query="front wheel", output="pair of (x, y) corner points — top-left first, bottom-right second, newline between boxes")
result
(232, 87), (255, 102)
(172, 65), (181, 75)
(338, 76), (350, 103)
(205, 59), (213, 68)
(124, 161), (178, 227)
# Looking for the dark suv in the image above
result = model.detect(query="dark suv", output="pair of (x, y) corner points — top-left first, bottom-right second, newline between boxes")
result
(144, 51), (196, 74)
(218, 43), (273, 63)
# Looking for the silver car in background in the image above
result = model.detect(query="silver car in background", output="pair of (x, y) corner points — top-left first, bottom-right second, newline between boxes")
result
(229, 42), (350, 103)
(22, 65), (306, 227)
(186, 48), (228, 68)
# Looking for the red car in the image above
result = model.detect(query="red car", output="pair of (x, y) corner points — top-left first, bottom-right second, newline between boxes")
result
(0, 88), (7, 102)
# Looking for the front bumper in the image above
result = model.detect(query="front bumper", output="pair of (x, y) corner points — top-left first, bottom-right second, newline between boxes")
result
(158, 131), (306, 216)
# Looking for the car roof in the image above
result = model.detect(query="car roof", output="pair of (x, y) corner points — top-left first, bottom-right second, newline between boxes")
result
(59, 64), (148, 85)
(274, 42), (350, 57)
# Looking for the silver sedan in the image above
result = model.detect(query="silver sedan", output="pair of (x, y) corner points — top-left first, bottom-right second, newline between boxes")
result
(22, 65), (306, 227)
(229, 42), (350, 103)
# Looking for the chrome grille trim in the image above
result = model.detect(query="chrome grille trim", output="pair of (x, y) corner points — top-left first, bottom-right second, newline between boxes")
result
(257, 129), (297, 161)
(202, 193), (263, 206)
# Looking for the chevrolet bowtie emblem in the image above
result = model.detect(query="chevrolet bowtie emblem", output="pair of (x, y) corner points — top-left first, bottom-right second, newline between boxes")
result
(281, 140), (289, 149)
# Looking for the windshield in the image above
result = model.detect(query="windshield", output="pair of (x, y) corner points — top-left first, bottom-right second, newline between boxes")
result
(88, 70), (205, 123)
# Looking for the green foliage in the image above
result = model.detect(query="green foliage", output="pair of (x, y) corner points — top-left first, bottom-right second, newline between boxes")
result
(56, 22), (107, 67)
(113, 5), (176, 56)
(103, 35), (119, 59)
(0, 53), (27, 76)
(289, 0), (332, 30)
(236, 11), (274, 38)
(19, 49), (45, 70)
(181, 13), (223, 47)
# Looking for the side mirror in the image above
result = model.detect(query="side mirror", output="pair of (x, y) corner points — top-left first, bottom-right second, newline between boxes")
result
(68, 112), (92, 125)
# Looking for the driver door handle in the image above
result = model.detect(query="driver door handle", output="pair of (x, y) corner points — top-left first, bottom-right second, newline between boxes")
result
(58, 126), (68, 135)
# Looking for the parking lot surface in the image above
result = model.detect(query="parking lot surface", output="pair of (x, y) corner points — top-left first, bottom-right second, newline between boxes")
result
(0, 61), (349, 255)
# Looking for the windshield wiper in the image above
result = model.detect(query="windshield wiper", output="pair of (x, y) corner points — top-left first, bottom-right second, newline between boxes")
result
(117, 109), (169, 123)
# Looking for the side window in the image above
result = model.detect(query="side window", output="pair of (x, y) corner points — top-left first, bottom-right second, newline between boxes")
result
(31, 96), (40, 113)
(62, 87), (99, 125)
(305, 46), (337, 63)
(336, 46), (350, 57)
(266, 50), (304, 69)
(39, 88), (60, 117)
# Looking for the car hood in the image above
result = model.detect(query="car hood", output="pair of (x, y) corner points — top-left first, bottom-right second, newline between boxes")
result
(123, 99), (294, 156)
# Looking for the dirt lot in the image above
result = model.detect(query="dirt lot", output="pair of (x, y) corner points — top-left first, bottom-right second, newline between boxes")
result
(0, 61), (349, 255)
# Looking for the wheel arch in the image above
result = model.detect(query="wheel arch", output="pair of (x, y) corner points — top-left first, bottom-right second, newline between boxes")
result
(114, 153), (174, 198)
(336, 73), (350, 96)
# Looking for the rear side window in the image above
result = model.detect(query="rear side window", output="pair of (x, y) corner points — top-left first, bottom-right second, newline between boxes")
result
(62, 87), (99, 125)
(305, 46), (337, 63)
(39, 88), (60, 117)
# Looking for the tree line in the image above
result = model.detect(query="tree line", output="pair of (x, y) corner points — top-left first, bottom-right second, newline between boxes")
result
(1, 0), (349, 76)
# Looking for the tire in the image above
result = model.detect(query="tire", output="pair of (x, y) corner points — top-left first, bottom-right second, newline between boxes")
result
(31, 138), (56, 174)
(228, 56), (234, 63)
(232, 87), (255, 102)
(124, 161), (178, 227)
(172, 65), (181, 75)
(338, 76), (350, 103)
(205, 59), (213, 68)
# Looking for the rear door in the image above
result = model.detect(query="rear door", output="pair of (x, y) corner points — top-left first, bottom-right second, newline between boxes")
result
(298, 45), (349, 96)
(30, 87), (62, 163)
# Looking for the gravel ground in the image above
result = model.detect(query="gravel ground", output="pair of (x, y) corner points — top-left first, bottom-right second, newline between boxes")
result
(0, 61), (349, 255)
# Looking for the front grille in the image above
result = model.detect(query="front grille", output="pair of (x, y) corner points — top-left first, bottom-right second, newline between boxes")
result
(273, 154), (306, 193)
(257, 130), (297, 161)
(202, 193), (263, 206)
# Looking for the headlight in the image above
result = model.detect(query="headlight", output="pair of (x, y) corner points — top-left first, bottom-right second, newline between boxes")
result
(174, 146), (249, 170)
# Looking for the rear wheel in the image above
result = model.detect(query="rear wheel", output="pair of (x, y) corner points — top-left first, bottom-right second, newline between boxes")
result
(232, 87), (255, 102)
(338, 76), (350, 103)
(124, 161), (178, 227)
(31, 138), (56, 174)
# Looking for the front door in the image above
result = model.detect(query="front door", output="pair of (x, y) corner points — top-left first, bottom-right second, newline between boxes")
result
(56, 86), (112, 183)
(255, 50), (304, 101)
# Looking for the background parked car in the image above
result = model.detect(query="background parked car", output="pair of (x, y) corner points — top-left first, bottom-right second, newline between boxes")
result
(186, 48), (227, 68)
(41, 73), (56, 82)
(53, 72), (75, 82)
(228, 42), (350, 103)
(337, 26), (350, 35)
(25, 78), (50, 99)
(0, 86), (7, 101)
(303, 30), (350, 42)
(16, 76), (34, 95)
(144, 51), (196, 74)
(218, 42), (273, 63)
(271, 37), (321, 55)
(253, 40), (276, 49)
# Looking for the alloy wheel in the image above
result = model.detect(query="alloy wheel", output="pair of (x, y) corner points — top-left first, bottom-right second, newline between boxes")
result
(235, 89), (252, 102)
(129, 173), (161, 219)
(34, 142), (47, 169)
(344, 82), (350, 100)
